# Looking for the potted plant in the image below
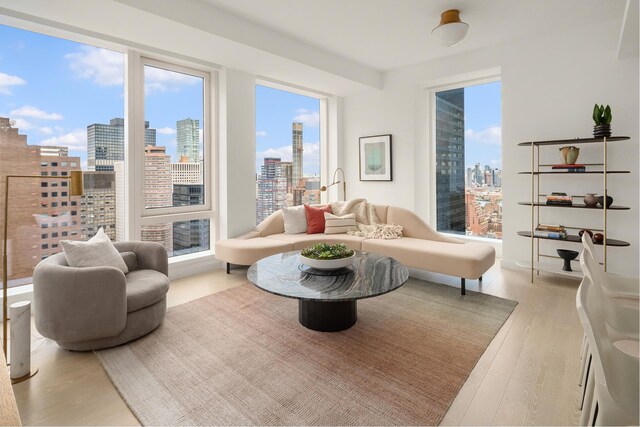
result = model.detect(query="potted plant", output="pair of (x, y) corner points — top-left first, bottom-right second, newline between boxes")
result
(592, 104), (612, 138)
(300, 243), (355, 270)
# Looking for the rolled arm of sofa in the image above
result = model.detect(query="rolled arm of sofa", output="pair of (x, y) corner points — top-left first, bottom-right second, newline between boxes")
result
(387, 206), (464, 243)
(114, 241), (168, 276)
(256, 210), (284, 237)
(33, 262), (127, 343)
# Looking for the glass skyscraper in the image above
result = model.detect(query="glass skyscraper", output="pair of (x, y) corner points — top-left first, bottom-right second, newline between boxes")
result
(87, 118), (156, 171)
(176, 118), (200, 163)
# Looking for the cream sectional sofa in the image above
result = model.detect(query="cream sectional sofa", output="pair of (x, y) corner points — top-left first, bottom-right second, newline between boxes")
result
(215, 204), (495, 295)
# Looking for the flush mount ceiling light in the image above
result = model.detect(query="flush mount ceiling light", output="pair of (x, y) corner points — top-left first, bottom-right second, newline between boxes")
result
(431, 9), (468, 47)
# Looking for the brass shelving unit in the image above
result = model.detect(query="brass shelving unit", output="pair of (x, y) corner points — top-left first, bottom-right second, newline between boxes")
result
(517, 136), (630, 282)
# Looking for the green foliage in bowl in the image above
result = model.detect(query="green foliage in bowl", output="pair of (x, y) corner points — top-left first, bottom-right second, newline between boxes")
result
(300, 243), (354, 260)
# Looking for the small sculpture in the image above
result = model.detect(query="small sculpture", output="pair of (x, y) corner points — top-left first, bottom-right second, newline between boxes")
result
(559, 146), (580, 165)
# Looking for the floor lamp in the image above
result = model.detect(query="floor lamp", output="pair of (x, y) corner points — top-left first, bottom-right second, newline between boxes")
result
(320, 168), (346, 201)
(2, 171), (83, 382)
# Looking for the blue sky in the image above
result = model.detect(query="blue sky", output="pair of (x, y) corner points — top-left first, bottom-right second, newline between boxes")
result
(1, 23), (498, 175)
(0, 24), (204, 166)
(463, 81), (502, 170)
(256, 85), (320, 175)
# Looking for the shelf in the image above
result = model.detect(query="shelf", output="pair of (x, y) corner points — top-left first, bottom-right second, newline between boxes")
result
(518, 202), (630, 210)
(517, 231), (630, 247)
(517, 136), (630, 146)
(518, 171), (629, 175)
(516, 261), (583, 279)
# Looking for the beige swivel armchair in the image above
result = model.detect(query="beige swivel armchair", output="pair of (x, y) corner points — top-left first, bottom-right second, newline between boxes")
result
(33, 241), (169, 351)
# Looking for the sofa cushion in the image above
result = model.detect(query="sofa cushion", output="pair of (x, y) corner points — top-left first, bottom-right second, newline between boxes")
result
(215, 237), (293, 266)
(125, 270), (170, 313)
(305, 204), (332, 234)
(120, 251), (138, 271)
(324, 212), (357, 234)
(282, 205), (307, 234)
(362, 237), (495, 279)
(266, 233), (365, 251)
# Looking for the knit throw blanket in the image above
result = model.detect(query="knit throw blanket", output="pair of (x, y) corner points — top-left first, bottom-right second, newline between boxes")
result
(329, 199), (403, 239)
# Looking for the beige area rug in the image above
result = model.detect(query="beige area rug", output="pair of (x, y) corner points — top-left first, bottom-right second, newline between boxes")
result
(96, 279), (517, 426)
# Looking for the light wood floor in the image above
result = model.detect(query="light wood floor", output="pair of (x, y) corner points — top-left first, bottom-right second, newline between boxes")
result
(10, 263), (584, 426)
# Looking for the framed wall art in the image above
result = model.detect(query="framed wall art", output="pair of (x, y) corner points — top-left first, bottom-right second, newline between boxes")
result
(359, 134), (392, 181)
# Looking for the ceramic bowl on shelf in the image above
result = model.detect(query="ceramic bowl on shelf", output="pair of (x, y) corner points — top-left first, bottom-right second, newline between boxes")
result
(597, 195), (613, 208)
(557, 249), (579, 272)
(300, 253), (355, 271)
(583, 194), (598, 207)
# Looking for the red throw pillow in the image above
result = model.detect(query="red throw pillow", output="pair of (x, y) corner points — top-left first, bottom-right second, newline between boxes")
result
(304, 204), (332, 234)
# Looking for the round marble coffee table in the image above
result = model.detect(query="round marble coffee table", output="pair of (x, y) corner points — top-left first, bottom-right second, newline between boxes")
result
(247, 250), (409, 332)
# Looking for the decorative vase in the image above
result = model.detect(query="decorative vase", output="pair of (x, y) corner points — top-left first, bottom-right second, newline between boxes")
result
(593, 124), (611, 138)
(579, 229), (594, 239)
(593, 233), (604, 244)
(557, 249), (579, 272)
(583, 193), (598, 207)
(559, 146), (580, 165)
(597, 195), (613, 208)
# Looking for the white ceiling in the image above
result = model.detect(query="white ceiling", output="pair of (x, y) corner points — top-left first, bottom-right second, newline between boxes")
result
(199, 0), (628, 71)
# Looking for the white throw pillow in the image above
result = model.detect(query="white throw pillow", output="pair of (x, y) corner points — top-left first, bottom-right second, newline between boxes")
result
(60, 228), (129, 274)
(324, 212), (358, 234)
(282, 205), (307, 234)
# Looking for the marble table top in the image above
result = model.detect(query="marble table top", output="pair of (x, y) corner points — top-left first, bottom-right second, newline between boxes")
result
(247, 250), (409, 302)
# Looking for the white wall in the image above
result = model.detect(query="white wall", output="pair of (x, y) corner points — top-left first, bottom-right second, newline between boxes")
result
(343, 19), (639, 276)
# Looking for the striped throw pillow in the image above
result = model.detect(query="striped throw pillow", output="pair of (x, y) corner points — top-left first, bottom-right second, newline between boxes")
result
(324, 212), (358, 234)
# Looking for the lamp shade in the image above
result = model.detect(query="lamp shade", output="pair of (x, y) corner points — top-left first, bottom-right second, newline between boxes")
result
(432, 9), (468, 47)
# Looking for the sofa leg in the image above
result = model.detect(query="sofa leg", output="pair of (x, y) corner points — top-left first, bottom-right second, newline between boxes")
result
(479, 275), (483, 282)
(226, 262), (230, 274)
(461, 278), (466, 295)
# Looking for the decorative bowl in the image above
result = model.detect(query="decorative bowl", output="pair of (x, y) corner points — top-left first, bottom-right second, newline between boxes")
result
(557, 249), (579, 272)
(300, 253), (355, 271)
(597, 195), (613, 208)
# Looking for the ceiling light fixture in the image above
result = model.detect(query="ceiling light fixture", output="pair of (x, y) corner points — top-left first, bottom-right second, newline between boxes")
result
(431, 9), (468, 47)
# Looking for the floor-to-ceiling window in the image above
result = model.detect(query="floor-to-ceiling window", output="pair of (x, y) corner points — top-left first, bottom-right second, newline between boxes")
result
(0, 25), (124, 287)
(255, 84), (322, 225)
(0, 24), (215, 289)
(434, 80), (502, 239)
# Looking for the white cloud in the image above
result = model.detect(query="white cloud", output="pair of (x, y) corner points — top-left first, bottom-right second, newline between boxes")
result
(296, 108), (310, 114)
(10, 105), (63, 120)
(256, 142), (320, 175)
(293, 110), (320, 127)
(38, 126), (54, 135)
(157, 126), (176, 135)
(65, 46), (124, 86)
(0, 72), (26, 95)
(256, 130), (267, 137)
(144, 66), (200, 94)
(465, 126), (501, 145)
(10, 118), (34, 130)
(38, 129), (87, 152)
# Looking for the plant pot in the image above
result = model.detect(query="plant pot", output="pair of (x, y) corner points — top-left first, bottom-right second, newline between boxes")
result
(593, 124), (611, 138)
(559, 146), (580, 165)
(583, 193), (598, 207)
(300, 253), (355, 270)
(597, 195), (613, 208)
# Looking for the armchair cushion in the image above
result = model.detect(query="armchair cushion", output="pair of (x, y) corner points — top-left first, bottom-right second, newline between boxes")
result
(121, 251), (138, 271)
(60, 228), (128, 273)
(125, 270), (171, 313)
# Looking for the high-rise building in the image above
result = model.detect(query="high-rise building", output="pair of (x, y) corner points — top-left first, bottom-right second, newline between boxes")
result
(0, 117), (82, 286)
(87, 118), (155, 171)
(435, 88), (465, 234)
(141, 145), (172, 253)
(256, 157), (287, 224)
(80, 171), (116, 240)
(292, 122), (303, 187)
(177, 118), (200, 163)
(171, 155), (202, 184)
(280, 161), (293, 193)
(172, 184), (209, 256)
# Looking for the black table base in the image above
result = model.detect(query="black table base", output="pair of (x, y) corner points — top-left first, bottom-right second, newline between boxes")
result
(298, 300), (357, 332)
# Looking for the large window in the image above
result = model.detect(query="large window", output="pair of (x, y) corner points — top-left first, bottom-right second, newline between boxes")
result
(0, 24), (214, 288)
(434, 80), (502, 239)
(140, 60), (210, 257)
(0, 25), (124, 287)
(255, 84), (321, 225)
